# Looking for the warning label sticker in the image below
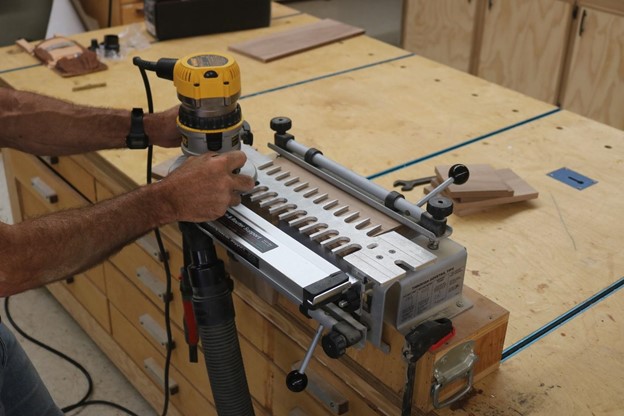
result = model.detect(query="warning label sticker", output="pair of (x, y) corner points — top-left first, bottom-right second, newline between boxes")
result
(398, 266), (464, 326)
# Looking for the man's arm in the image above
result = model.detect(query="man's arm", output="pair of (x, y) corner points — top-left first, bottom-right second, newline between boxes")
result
(0, 88), (180, 154)
(0, 151), (255, 297)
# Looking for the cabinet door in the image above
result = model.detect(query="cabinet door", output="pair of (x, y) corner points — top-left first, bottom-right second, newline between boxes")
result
(402, 0), (479, 72)
(562, 7), (624, 130)
(477, 0), (572, 103)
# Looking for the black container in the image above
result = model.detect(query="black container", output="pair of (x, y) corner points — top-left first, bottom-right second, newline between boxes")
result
(144, 0), (271, 41)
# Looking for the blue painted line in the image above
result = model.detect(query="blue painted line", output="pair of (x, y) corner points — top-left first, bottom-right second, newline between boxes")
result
(240, 53), (415, 100)
(0, 63), (42, 75)
(366, 107), (562, 180)
(502, 276), (624, 362)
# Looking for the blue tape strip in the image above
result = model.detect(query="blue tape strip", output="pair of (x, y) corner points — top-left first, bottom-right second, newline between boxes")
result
(241, 53), (415, 100)
(366, 107), (562, 180)
(502, 276), (624, 362)
(0, 64), (42, 75)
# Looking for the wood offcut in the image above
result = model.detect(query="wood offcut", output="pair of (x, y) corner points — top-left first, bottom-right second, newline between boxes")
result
(228, 18), (365, 62)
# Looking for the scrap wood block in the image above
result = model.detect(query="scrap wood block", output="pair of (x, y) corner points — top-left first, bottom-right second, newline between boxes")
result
(435, 164), (514, 199)
(228, 18), (365, 62)
(426, 168), (539, 216)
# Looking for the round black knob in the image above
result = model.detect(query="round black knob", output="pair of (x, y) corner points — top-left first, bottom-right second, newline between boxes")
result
(322, 331), (347, 359)
(270, 117), (292, 134)
(427, 196), (454, 220)
(448, 164), (470, 185)
(286, 370), (308, 392)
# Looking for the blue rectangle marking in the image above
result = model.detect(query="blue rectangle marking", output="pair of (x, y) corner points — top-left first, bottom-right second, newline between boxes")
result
(547, 167), (597, 190)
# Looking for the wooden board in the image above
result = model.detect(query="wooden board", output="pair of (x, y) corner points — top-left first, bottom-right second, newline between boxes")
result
(427, 168), (539, 216)
(435, 164), (513, 198)
(228, 18), (365, 62)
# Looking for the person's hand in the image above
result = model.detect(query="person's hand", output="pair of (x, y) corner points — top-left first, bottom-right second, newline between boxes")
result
(157, 150), (255, 223)
(144, 106), (181, 148)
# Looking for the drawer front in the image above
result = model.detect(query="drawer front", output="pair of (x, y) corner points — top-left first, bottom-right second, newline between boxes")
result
(110, 241), (185, 328)
(63, 272), (111, 333)
(42, 155), (96, 202)
(105, 261), (212, 392)
(85, 264), (107, 294)
(14, 180), (50, 220)
(110, 305), (217, 416)
(10, 151), (88, 213)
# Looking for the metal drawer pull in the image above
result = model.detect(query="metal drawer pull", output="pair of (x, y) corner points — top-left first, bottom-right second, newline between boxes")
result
(431, 341), (478, 409)
(135, 266), (172, 302)
(137, 235), (169, 262)
(139, 313), (175, 350)
(31, 176), (58, 203)
(143, 357), (179, 395)
(40, 156), (59, 165)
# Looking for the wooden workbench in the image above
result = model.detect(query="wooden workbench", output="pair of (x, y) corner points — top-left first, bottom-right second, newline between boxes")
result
(1, 2), (622, 414)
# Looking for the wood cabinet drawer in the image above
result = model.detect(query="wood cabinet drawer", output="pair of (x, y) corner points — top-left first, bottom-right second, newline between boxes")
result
(105, 261), (212, 392)
(110, 304), (217, 416)
(63, 272), (111, 333)
(109, 239), (185, 329)
(10, 151), (88, 214)
(42, 155), (96, 202)
(85, 264), (107, 294)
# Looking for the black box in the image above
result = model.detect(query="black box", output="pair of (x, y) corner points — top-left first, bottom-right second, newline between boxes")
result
(144, 0), (271, 41)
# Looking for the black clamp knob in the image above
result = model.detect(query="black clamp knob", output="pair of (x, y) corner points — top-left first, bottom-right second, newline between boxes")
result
(426, 196), (454, 220)
(322, 331), (347, 359)
(271, 117), (295, 149)
(286, 370), (308, 392)
(270, 116), (292, 134)
(448, 164), (470, 185)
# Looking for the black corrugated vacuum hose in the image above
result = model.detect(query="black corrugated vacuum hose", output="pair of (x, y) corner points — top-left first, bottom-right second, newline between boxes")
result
(179, 221), (255, 416)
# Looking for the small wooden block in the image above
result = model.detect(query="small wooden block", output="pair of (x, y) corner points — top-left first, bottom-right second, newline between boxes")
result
(228, 18), (365, 62)
(436, 164), (514, 198)
(425, 168), (539, 216)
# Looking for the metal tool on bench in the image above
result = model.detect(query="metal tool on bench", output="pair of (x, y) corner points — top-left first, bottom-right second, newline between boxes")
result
(135, 51), (474, 414)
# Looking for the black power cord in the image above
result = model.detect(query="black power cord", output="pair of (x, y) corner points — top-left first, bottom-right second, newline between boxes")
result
(136, 62), (175, 416)
(3, 296), (139, 416)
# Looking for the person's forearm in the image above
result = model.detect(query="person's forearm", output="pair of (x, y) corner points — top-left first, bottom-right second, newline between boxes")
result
(0, 181), (175, 296)
(0, 88), (172, 155)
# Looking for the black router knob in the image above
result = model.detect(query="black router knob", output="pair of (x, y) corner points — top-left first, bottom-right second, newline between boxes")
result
(286, 370), (308, 392)
(322, 331), (347, 359)
(427, 196), (454, 220)
(270, 117), (292, 134)
(448, 164), (470, 185)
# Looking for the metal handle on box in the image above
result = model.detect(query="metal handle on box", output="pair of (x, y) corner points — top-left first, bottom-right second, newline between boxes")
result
(431, 341), (478, 409)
